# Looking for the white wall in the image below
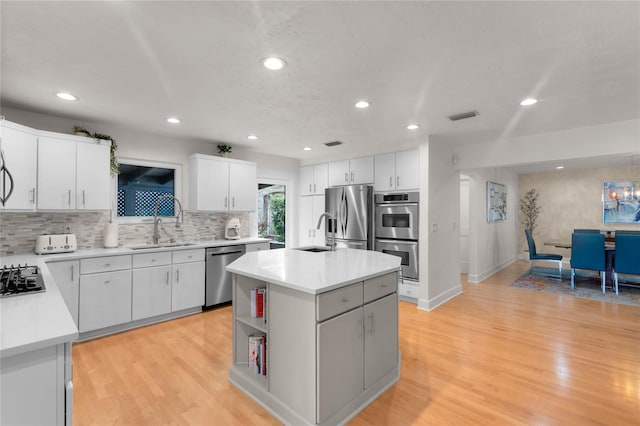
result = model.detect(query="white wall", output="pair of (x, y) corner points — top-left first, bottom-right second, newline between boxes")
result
(464, 167), (519, 283)
(418, 138), (463, 311)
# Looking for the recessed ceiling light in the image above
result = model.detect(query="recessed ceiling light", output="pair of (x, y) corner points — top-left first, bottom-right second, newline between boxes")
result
(520, 98), (538, 106)
(55, 92), (77, 101)
(303, 147), (312, 151)
(247, 135), (258, 140)
(355, 100), (370, 109)
(407, 124), (420, 130)
(555, 166), (564, 170)
(262, 57), (286, 70)
(166, 117), (181, 124)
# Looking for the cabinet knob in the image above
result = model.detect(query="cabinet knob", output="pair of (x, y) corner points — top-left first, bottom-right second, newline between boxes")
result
(342, 297), (349, 303)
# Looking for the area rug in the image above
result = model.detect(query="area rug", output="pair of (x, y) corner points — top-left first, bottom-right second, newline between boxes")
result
(511, 266), (640, 307)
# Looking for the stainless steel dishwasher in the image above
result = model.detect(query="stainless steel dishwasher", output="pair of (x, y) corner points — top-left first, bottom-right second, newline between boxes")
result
(205, 245), (246, 308)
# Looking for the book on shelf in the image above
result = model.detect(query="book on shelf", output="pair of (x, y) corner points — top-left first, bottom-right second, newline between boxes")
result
(250, 287), (267, 319)
(248, 334), (267, 376)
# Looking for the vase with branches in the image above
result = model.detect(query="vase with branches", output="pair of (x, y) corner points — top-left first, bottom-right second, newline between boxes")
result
(520, 188), (540, 233)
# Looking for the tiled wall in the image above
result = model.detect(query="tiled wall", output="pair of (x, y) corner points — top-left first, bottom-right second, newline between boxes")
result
(0, 211), (249, 256)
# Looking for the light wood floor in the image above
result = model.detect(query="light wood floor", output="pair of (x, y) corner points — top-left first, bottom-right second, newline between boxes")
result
(73, 260), (640, 425)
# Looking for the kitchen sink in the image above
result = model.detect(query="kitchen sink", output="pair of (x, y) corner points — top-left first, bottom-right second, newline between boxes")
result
(128, 242), (196, 250)
(295, 246), (331, 253)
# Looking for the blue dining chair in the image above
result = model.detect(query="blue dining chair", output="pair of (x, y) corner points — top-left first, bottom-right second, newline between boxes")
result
(573, 229), (601, 233)
(613, 234), (640, 295)
(570, 232), (606, 292)
(524, 229), (563, 278)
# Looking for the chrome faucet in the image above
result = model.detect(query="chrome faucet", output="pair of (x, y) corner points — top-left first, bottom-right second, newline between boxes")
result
(317, 212), (336, 251)
(152, 194), (184, 245)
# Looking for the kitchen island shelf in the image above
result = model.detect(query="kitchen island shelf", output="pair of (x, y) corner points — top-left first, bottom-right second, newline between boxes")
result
(236, 316), (267, 333)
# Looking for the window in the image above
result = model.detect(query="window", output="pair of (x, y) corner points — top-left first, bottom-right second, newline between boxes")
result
(115, 158), (182, 222)
(257, 183), (285, 246)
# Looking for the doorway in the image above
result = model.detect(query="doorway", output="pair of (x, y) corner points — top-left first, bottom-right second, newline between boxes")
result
(257, 183), (286, 249)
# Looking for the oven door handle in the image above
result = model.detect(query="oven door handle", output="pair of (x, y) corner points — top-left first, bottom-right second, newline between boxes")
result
(375, 239), (418, 245)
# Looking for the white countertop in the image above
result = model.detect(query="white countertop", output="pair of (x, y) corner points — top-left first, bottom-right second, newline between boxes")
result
(0, 237), (269, 357)
(227, 248), (402, 294)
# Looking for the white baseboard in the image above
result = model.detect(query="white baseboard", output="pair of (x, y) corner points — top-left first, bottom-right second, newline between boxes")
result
(468, 255), (517, 283)
(417, 284), (463, 311)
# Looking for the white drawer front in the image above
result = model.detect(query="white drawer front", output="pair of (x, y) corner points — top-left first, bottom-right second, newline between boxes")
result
(364, 272), (397, 304)
(316, 282), (363, 322)
(132, 251), (172, 268)
(172, 248), (205, 264)
(81, 255), (131, 274)
(399, 281), (419, 299)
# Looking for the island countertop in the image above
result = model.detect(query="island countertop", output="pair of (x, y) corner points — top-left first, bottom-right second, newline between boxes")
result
(226, 248), (401, 294)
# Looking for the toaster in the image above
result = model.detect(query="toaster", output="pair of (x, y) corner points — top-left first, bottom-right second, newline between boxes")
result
(35, 234), (78, 254)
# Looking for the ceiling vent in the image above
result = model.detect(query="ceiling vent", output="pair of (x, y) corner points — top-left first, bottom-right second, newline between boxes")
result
(324, 141), (343, 147)
(448, 110), (479, 121)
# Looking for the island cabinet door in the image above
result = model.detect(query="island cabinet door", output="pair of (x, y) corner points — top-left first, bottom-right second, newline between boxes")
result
(364, 293), (398, 388)
(317, 307), (364, 424)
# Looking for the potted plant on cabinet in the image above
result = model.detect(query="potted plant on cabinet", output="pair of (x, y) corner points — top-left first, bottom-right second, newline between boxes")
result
(217, 144), (232, 157)
(73, 125), (91, 137)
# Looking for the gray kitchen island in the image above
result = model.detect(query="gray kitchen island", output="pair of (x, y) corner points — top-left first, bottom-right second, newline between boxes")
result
(227, 248), (402, 426)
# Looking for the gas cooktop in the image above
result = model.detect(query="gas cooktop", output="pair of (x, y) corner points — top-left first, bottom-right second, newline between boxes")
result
(0, 264), (46, 298)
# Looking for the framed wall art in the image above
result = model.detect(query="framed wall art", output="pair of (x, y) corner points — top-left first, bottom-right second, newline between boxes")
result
(603, 181), (640, 224)
(487, 181), (507, 222)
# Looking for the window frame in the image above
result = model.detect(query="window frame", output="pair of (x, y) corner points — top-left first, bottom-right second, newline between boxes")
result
(113, 157), (183, 224)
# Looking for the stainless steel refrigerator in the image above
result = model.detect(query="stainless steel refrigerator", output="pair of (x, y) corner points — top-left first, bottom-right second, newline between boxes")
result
(324, 185), (374, 250)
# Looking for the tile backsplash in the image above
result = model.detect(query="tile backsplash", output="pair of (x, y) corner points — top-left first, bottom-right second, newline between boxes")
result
(0, 211), (249, 256)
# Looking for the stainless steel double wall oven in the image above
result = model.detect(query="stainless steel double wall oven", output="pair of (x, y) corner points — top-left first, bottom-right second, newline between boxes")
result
(374, 192), (419, 281)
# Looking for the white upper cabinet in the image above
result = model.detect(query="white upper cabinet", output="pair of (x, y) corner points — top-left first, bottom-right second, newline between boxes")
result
(374, 149), (419, 191)
(37, 137), (77, 210)
(328, 156), (374, 187)
(299, 163), (329, 196)
(0, 120), (38, 210)
(298, 195), (326, 247)
(189, 154), (257, 212)
(76, 141), (110, 210)
(37, 134), (110, 210)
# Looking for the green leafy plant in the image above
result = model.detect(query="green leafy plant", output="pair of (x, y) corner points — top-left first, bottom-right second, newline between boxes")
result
(73, 125), (91, 136)
(93, 132), (119, 176)
(520, 188), (540, 233)
(217, 144), (232, 154)
(269, 193), (286, 243)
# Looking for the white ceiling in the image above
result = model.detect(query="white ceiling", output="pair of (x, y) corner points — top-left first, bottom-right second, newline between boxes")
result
(1, 1), (639, 165)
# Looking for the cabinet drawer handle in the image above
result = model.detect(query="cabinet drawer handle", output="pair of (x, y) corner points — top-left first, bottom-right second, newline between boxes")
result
(104, 280), (111, 284)
(313, 183), (317, 193)
(232, 197), (235, 208)
(396, 176), (400, 187)
(82, 190), (86, 206)
(176, 269), (180, 283)
(342, 297), (349, 303)
(381, 284), (388, 288)
(151, 258), (156, 262)
(358, 318), (363, 339)
(68, 189), (71, 206)
(389, 177), (393, 188)
(104, 263), (111, 267)
(344, 172), (348, 183)
(351, 172), (354, 182)
(71, 265), (74, 281)
(309, 184), (312, 192)
(187, 255), (192, 259)
(224, 197), (228, 208)
(30, 187), (36, 203)
(166, 271), (170, 284)
(369, 312), (375, 335)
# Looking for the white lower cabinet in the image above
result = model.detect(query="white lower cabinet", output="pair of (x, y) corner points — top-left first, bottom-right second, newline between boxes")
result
(132, 265), (172, 320)
(47, 260), (80, 327)
(363, 293), (398, 387)
(1, 342), (72, 426)
(171, 260), (205, 312)
(317, 307), (364, 423)
(78, 255), (132, 333)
